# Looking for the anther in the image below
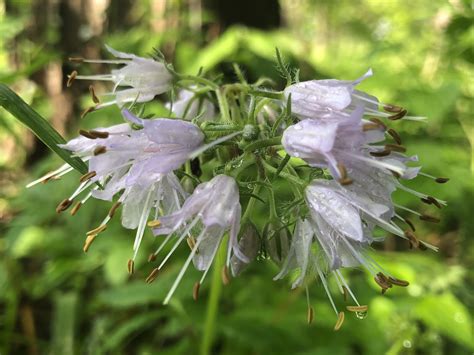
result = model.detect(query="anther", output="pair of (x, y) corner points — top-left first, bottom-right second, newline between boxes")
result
(362, 123), (382, 132)
(370, 150), (391, 157)
(81, 106), (96, 119)
(186, 236), (199, 253)
(148, 253), (157, 262)
(346, 305), (368, 312)
(83, 234), (96, 253)
(342, 286), (348, 302)
(385, 144), (406, 153)
(374, 272), (392, 290)
(93, 146), (107, 156)
(70, 202), (82, 216)
(145, 268), (159, 284)
(418, 242), (428, 251)
(193, 282), (200, 301)
(435, 177), (449, 184)
(420, 197), (433, 205)
(369, 117), (387, 129)
(388, 277), (409, 287)
(89, 130), (109, 139)
(221, 265), (230, 285)
(79, 129), (96, 139)
(127, 259), (134, 275)
(387, 128), (402, 145)
(89, 85), (100, 104)
(388, 109), (407, 121)
(419, 214), (440, 223)
(147, 220), (161, 228)
(79, 171), (96, 183)
(307, 306), (314, 325)
(404, 230), (419, 249)
(337, 163), (348, 180)
(68, 57), (84, 63)
(389, 170), (401, 178)
(108, 201), (121, 218)
(86, 224), (107, 236)
(403, 217), (416, 232)
(339, 178), (353, 186)
(56, 198), (73, 213)
(67, 71), (77, 87)
(384, 104), (403, 113)
(334, 312), (345, 331)
(427, 196), (442, 209)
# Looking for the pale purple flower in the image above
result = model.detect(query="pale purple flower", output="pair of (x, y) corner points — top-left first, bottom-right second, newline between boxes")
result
(150, 175), (246, 304)
(165, 88), (215, 121)
(71, 45), (172, 108)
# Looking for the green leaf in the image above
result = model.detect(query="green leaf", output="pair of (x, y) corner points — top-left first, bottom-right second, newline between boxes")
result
(0, 84), (87, 174)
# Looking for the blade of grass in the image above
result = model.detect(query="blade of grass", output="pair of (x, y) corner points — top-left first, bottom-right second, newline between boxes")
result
(0, 83), (87, 174)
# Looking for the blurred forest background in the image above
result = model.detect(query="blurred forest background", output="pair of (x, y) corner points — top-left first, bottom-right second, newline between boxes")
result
(0, 0), (473, 354)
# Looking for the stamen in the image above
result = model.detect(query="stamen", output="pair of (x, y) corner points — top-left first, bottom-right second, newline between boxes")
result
(418, 242), (428, 251)
(83, 234), (96, 253)
(370, 150), (391, 157)
(435, 177), (449, 184)
(339, 177), (353, 186)
(187, 236), (199, 254)
(388, 277), (409, 287)
(305, 287), (313, 324)
(89, 130), (109, 139)
(147, 220), (161, 228)
(79, 171), (97, 183)
(193, 282), (200, 301)
(93, 146), (107, 156)
(427, 196), (442, 209)
(346, 305), (368, 312)
(67, 71), (77, 87)
(221, 265), (230, 285)
(383, 104), (403, 113)
(127, 259), (134, 274)
(148, 253), (157, 262)
(387, 109), (407, 120)
(89, 85), (100, 104)
(403, 217), (416, 232)
(396, 182), (447, 206)
(79, 129), (97, 139)
(362, 123), (382, 131)
(334, 312), (345, 331)
(385, 144), (406, 153)
(70, 202), (82, 216)
(68, 57), (84, 63)
(419, 214), (440, 223)
(145, 268), (159, 284)
(374, 272), (392, 291)
(56, 198), (73, 213)
(404, 230), (419, 249)
(387, 128), (402, 145)
(342, 286), (348, 302)
(108, 201), (121, 218)
(86, 224), (107, 236)
(337, 163), (348, 180)
(81, 106), (96, 119)
(368, 117), (387, 130)
(420, 197), (433, 205)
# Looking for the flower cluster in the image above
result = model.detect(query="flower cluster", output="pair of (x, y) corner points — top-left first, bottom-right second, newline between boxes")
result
(30, 46), (448, 329)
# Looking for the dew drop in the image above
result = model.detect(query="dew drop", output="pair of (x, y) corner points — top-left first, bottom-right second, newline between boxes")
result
(355, 311), (367, 320)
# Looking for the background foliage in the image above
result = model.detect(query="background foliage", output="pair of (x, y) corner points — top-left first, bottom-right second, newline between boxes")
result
(0, 0), (472, 354)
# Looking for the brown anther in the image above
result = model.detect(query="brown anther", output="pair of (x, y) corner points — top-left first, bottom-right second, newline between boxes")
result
(337, 163), (348, 179)
(148, 253), (157, 262)
(147, 220), (161, 228)
(435, 177), (449, 184)
(193, 282), (200, 301)
(127, 259), (135, 275)
(362, 123), (382, 132)
(338, 177), (353, 186)
(419, 214), (440, 223)
(93, 145), (107, 156)
(388, 277), (409, 287)
(56, 198), (73, 213)
(389, 170), (401, 178)
(89, 85), (100, 104)
(370, 150), (391, 157)
(89, 130), (109, 139)
(79, 129), (96, 139)
(346, 305), (368, 312)
(403, 218), (416, 232)
(427, 196), (442, 209)
(387, 128), (402, 145)
(374, 272), (392, 290)
(307, 306), (314, 325)
(86, 224), (107, 236)
(145, 268), (159, 284)
(79, 171), (97, 183)
(81, 106), (96, 119)
(418, 242), (428, 251)
(187, 236), (196, 251)
(387, 109), (407, 121)
(221, 265), (230, 285)
(420, 197), (433, 205)
(404, 230), (419, 249)
(83, 234), (96, 253)
(342, 286), (348, 302)
(68, 57), (84, 63)
(384, 104), (403, 113)
(108, 201), (122, 218)
(70, 202), (82, 216)
(385, 144), (406, 153)
(67, 70), (77, 87)
(369, 117), (387, 129)
(334, 312), (345, 331)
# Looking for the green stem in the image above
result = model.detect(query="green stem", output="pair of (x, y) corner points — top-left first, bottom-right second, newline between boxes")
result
(215, 88), (231, 122)
(200, 238), (227, 355)
(262, 160), (305, 187)
(177, 74), (219, 89)
(244, 136), (282, 152)
(248, 88), (283, 100)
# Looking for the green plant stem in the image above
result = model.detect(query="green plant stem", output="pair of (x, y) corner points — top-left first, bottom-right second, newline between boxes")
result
(244, 136), (282, 152)
(262, 160), (305, 187)
(200, 238), (227, 355)
(215, 88), (231, 122)
(248, 88), (283, 100)
(177, 74), (218, 89)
